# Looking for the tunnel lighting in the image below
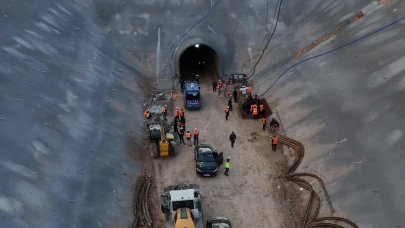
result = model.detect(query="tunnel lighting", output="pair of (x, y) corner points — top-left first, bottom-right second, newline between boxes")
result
(195, 44), (200, 48)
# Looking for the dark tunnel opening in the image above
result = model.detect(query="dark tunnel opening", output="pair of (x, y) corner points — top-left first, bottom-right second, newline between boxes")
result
(179, 44), (219, 84)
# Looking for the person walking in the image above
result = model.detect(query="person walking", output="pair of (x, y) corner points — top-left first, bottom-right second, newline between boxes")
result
(186, 130), (192, 147)
(261, 117), (267, 131)
(173, 119), (178, 133)
(212, 81), (217, 92)
(178, 128), (186, 145)
(193, 128), (199, 145)
(225, 106), (230, 120)
(233, 89), (238, 103)
(272, 135), (278, 151)
(229, 132), (236, 148)
(217, 83), (222, 96)
(224, 157), (230, 176)
(162, 105), (167, 119)
(174, 107), (180, 121)
(253, 106), (258, 119)
(228, 98), (233, 111)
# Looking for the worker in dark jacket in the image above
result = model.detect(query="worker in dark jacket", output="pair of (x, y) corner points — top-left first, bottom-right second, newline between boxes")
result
(233, 89), (238, 103)
(178, 126), (186, 145)
(173, 119), (178, 133)
(228, 98), (233, 111)
(212, 81), (217, 92)
(229, 132), (236, 148)
(269, 118), (279, 131)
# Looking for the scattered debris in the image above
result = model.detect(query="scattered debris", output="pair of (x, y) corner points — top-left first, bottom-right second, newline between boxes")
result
(335, 138), (347, 144)
(149, 105), (163, 115)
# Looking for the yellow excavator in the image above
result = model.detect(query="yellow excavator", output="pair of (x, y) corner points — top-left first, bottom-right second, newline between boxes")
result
(149, 122), (177, 158)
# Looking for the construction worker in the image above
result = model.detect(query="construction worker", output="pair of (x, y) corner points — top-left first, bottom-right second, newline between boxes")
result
(224, 157), (230, 176)
(259, 103), (265, 117)
(249, 103), (254, 116)
(186, 130), (192, 147)
(179, 109), (185, 118)
(217, 82), (221, 96)
(173, 119), (178, 133)
(269, 118), (279, 131)
(178, 127), (186, 145)
(193, 128), (199, 145)
(229, 132), (236, 148)
(212, 80), (217, 92)
(179, 116), (186, 128)
(253, 106), (258, 119)
(233, 89), (238, 103)
(261, 117), (267, 131)
(228, 98), (233, 111)
(162, 105), (167, 118)
(143, 109), (151, 119)
(174, 107), (179, 121)
(225, 106), (230, 120)
(272, 135), (278, 151)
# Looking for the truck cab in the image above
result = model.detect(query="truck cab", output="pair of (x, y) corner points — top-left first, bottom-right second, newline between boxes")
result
(184, 82), (201, 109)
(161, 184), (203, 228)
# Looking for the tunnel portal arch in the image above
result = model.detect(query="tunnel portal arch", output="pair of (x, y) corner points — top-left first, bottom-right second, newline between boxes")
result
(174, 38), (223, 82)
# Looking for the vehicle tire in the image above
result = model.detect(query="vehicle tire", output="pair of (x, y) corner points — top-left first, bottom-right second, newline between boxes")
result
(169, 141), (177, 156)
(150, 143), (159, 158)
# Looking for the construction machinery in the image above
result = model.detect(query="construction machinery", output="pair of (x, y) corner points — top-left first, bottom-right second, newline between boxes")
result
(161, 184), (203, 228)
(149, 122), (177, 158)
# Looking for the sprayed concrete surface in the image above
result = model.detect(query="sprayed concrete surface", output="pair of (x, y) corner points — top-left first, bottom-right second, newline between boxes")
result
(1, 0), (405, 227)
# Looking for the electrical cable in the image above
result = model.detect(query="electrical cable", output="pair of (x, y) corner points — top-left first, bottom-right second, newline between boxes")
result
(168, 0), (222, 75)
(247, 0), (283, 79)
(259, 14), (405, 97)
(239, 0), (279, 73)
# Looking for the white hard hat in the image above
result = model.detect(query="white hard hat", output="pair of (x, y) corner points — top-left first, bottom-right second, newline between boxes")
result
(147, 109), (150, 111)
(227, 157), (231, 160)
(165, 105), (167, 107)
(195, 128), (197, 130)
(176, 107), (179, 109)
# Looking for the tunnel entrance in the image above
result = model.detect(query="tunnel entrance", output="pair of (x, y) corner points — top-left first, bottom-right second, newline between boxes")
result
(179, 44), (219, 84)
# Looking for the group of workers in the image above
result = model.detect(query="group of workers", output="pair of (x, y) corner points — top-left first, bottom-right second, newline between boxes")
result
(171, 107), (199, 147)
(143, 105), (168, 119)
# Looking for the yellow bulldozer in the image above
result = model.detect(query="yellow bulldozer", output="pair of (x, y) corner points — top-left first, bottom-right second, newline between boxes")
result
(149, 122), (177, 158)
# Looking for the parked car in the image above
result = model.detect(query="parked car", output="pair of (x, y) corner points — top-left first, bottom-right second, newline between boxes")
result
(206, 217), (232, 228)
(194, 144), (223, 177)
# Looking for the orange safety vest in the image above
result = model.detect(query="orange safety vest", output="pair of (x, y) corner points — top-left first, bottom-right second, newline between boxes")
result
(272, 137), (278, 144)
(253, 107), (258, 115)
(179, 110), (184, 117)
(143, 110), (149, 117)
(225, 108), (229, 113)
(175, 109), (179, 117)
(250, 105), (254, 111)
(262, 118), (266, 125)
(186, 132), (191, 139)
(162, 107), (167, 112)
(260, 104), (264, 111)
(193, 130), (199, 136)
(217, 84), (221, 89)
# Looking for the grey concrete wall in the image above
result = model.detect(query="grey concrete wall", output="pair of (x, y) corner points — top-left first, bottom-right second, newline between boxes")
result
(1, 0), (404, 227)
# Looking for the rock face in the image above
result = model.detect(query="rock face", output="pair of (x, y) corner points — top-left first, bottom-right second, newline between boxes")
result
(0, 0), (404, 227)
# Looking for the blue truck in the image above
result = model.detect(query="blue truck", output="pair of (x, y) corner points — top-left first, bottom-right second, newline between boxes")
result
(184, 81), (201, 109)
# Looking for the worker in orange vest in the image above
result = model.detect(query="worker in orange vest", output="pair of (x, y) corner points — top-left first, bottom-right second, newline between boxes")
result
(174, 107), (179, 121)
(143, 109), (151, 119)
(259, 103), (265, 117)
(225, 106), (230, 120)
(179, 109), (185, 118)
(217, 83), (222, 96)
(253, 107), (258, 119)
(185, 130), (192, 147)
(261, 118), (267, 131)
(272, 135), (278, 151)
(193, 128), (199, 145)
(162, 105), (167, 118)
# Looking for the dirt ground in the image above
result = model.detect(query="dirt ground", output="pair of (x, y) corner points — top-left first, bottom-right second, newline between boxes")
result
(146, 75), (304, 228)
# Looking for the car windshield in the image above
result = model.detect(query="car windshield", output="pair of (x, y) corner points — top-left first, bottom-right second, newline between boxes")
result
(212, 223), (230, 228)
(197, 148), (214, 162)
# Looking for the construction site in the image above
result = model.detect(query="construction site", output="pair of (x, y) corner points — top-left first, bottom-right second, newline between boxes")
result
(1, 0), (405, 228)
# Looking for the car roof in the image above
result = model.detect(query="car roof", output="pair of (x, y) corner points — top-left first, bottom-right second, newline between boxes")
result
(198, 147), (212, 154)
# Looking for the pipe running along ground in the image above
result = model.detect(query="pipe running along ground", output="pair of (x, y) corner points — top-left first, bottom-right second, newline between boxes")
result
(269, 126), (359, 228)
